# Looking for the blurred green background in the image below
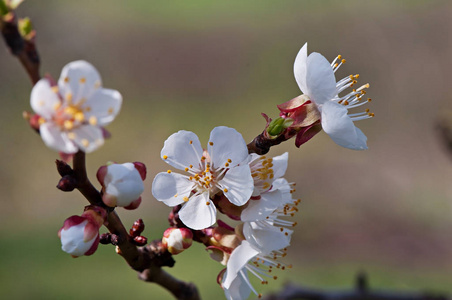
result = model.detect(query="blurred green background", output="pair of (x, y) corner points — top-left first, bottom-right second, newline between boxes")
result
(1, 0), (452, 299)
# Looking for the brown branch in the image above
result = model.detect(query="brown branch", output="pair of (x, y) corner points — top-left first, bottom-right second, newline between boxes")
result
(1, 12), (40, 84)
(70, 151), (200, 299)
(262, 273), (449, 300)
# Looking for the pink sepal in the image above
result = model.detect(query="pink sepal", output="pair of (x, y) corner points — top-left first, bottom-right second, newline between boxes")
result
(217, 268), (227, 286)
(278, 97), (304, 113)
(62, 215), (85, 231)
(101, 127), (111, 139)
(44, 73), (57, 88)
(59, 152), (74, 163)
(84, 234), (100, 256)
(96, 165), (108, 186)
(217, 220), (234, 232)
(295, 122), (322, 147)
(133, 162), (147, 181)
(124, 197), (141, 210)
(84, 221), (99, 242)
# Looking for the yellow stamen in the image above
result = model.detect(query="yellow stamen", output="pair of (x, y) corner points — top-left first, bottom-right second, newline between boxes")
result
(64, 120), (74, 130)
(88, 116), (97, 125)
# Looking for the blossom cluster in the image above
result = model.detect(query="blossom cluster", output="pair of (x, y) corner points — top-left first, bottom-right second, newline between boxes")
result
(152, 126), (299, 298)
(28, 41), (373, 300)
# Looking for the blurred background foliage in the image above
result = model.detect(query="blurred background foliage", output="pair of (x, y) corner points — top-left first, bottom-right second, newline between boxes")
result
(1, 0), (452, 298)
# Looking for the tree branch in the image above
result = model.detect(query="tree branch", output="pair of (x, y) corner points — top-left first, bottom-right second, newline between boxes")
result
(1, 12), (40, 84)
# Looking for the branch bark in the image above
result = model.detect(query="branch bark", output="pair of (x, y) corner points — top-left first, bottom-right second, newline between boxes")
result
(1, 13), (40, 84)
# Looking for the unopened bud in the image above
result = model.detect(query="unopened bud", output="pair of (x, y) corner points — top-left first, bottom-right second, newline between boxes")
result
(162, 228), (193, 255)
(267, 117), (293, 137)
(97, 162), (146, 208)
(0, 1), (9, 17)
(57, 175), (77, 192)
(110, 234), (119, 246)
(56, 160), (73, 176)
(18, 17), (33, 39)
(133, 236), (147, 246)
(99, 233), (112, 245)
(129, 219), (145, 237)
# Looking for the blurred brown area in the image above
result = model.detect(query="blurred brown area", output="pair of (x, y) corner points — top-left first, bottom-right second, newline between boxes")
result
(1, 0), (452, 298)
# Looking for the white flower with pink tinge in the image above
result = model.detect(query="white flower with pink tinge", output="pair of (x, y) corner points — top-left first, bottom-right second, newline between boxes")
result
(152, 126), (254, 230)
(30, 60), (122, 154)
(293, 43), (373, 150)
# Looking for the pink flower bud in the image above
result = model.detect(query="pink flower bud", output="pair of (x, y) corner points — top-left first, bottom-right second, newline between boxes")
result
(162, 228), (193, 255)
(97, 162), (146, 209)
(58, 206), (107, 257)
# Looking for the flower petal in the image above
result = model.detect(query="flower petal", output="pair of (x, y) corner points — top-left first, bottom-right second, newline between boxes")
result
(104, 163), (144, 207)
(223, 270), (252, 300)
(58, 60), (102, 104)
(243, 222), (291, 255)
(271, 152), (288, 180)
(161, 130), (204, 172)
(30, 78), (61, 119)
(152, 172), (194, 207)
(223, 241), (259, 289)
(241, 189), (283, 222)
(293, 42), (308, 94)
(83, 88), (122, 126)
(305, 52), (337, 105)
(40, 122), (78, 154)
(71, 125), (104, 153)
(208, 126), (248, 169)
(178, 193), (217, 230)
(218, 164), (253, 206)
(321, 101), (368, 150)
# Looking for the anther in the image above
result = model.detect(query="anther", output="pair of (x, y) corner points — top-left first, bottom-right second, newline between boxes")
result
(79, 77), (86, 84)
(167, 170), (172, 173)
(223, 188), (228, 193)
(189, 140), (193, 144)
(209, 142), (213, 146)
(163, 155), (168, 160)
(183, 197), (189, 202)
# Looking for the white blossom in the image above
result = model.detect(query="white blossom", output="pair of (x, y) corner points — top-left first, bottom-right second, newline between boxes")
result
(30, 60), (122, 153)
(294, 42), (373, 150)
(152, 126), (254, 230)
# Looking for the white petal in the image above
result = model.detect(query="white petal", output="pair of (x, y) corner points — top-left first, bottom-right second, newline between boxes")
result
(219, 165), (253, 206)
(305, 52), (337, 105)
(208, 126), (248, 169)
(58, 60), (102, 104)
(105, 163), (144, 206)
(223, 241), (259, 289)
(30, 79), (61, 119)
(223, 271), (252, 300)
(60, 220), (96, 256)
(40, 122), (78, 153)
(321, 101), (368, 150)
(241, 189), (283, 222)
(152, 172), (194, 206)
(271, 152), (289, 180)
(293, 42), (308, 94)
(178, 193), (217, 230)
(243, 222), (292, 255)
(161, 130), (204, 172)
(84, 88), (122, 126)
(71, 125), (104, 153)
